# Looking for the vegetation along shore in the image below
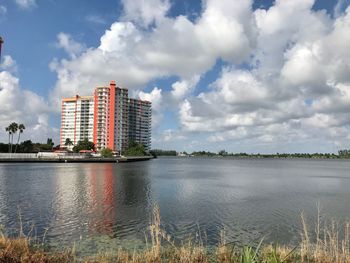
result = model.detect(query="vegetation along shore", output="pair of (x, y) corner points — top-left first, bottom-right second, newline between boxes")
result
(151, 149), (350, 159)
(1, 206), (350, 263)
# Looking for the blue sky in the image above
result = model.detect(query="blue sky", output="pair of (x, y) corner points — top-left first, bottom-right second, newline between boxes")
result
(1, 0), (350, 153)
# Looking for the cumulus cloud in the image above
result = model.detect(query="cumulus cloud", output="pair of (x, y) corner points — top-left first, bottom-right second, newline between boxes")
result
(156, 129), (186, 143)
(334, 0), (349, 17)
(14, 0), (36, 10)
(56, 33), (86, 59)
(138, 87), (162, 109)
(0, 65), (57, 143)
(0, 55), (17, 72)
(138, 87), (162, 127)
(171, 75), (200, 100)
(47, 0), (350, 152)
(50, 0), (256, 109)
(177, 0), (350, 150)
(121, 0), (170, 27)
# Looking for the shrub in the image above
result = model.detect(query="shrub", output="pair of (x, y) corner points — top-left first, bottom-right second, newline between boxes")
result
(100, 148), (113, 158)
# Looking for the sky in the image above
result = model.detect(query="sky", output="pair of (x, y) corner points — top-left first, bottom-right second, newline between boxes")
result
(1, 0), (350, 153)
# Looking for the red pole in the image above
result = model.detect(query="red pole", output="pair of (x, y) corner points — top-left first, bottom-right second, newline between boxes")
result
(0, 36), (3, 62)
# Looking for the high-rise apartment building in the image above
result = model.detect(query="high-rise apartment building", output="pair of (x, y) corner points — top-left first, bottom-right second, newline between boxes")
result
(128, 99), (152, 151)
(60, 95), (94, 147)
(93, 81), (129, 153)
(60, 81), (152, 154)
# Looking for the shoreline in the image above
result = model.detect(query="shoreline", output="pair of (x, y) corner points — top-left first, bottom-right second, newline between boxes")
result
(1, 208), (349, 262)
(157, 155), (350, 160)
(0, 156), (153, 163)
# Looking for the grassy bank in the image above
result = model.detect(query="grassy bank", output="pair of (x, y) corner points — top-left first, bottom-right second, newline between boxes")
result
(1, 207), (350, 262)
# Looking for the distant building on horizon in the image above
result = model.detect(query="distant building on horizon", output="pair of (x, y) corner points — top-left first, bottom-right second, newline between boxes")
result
(60, 81), (152, 154)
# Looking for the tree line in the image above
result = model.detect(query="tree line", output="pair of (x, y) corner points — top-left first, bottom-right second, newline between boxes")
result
(0, 138), (55, 153)
(149, 149), (350, 159)
(149, 149), (177, 156)
(3, 122), (349, 158)
(63, 139), (148, 156)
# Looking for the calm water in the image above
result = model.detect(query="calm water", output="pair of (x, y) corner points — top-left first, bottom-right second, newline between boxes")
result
(0, 157), (350, 253)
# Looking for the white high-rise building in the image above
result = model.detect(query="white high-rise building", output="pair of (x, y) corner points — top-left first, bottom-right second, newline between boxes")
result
(60, 95), (94, 148)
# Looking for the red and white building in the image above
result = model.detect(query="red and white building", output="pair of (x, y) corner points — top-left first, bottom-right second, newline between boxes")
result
(93, 81), (129, 153)
(60, 81), (152, 153)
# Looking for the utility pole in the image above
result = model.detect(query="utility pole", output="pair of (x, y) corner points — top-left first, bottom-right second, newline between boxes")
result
(0, 36), (3, 63)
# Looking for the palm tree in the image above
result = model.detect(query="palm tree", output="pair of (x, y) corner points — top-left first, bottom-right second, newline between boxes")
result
(10, 122), (18, 153)
(6, 122), (18, 153)
(64, 138), (73, 150)
(47, 138), (54, 150)
(14, 124), (25, 153)
(5, 126), (11, 153)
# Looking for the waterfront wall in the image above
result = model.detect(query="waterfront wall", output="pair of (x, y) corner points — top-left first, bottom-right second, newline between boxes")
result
(0, 153), (153, 163)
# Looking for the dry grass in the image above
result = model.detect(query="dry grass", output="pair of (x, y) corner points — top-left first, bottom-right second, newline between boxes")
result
(300, 208), (350, 263)
(2, 206), (350, 262)
(0, 236), (74, 263)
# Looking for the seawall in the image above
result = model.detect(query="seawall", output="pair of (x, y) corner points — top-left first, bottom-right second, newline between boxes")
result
(0, 156), (153, 163)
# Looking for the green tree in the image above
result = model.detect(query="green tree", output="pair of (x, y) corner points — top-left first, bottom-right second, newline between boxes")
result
(73, 138), (95, 152)
(101, 148), (114, 158)
(47, 138), (54, 150)
(5, 126), (11, 153)
(5, 122), (18, 153)
(339, 150), (350, 158)
(218, 149), (227, 156)
(149, 149), (177, 157)
(18, 140), (33, 153)
(14, 124), (25, 153)
(64, 138), (73, 149)
(123, 141), (147, 156)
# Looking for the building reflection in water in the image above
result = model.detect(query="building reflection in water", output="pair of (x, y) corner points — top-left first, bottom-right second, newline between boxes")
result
(88, 163), (115, 236)
(86, 162), (152, 240)
(0, 162), (152, 246)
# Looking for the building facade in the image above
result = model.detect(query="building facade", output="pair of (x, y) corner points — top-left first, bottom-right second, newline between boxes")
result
(61, 81), (152, 154)
(93, 86), (110, 151)
(60, 95), (94, 148)
(128, 98), (152, 151)
(93, 81), (129, 153)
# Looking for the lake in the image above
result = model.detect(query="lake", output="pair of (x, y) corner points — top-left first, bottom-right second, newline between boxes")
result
(0, 157), (350, 254)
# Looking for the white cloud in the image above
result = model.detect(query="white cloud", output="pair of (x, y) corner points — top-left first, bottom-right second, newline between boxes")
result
(121, 0), (170, 27)
(138, 87), (162, 127)
(47, 0), (350, 152)
(203, 69), (269, 106)
(334, 0), (348, 17)
(156, 129), (186, 142)
(56, 33), (86, 59)
(0, 66), (57, 143)
(176, 2), (350, 150)
(50, 0), (256, 109)
(138, 87), (162, 109)
(282, 44), (324, 86)
(99, 22), (140, 53)
(0, 55), (17, 72)
(14, 0), (36, 10)
(171, 75), (200, 100)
